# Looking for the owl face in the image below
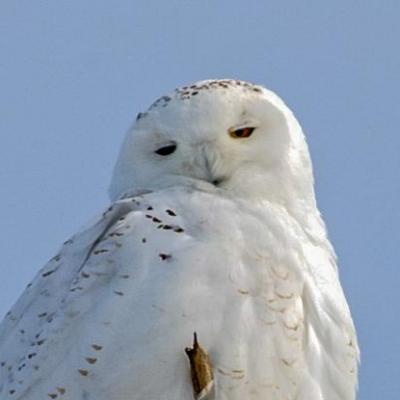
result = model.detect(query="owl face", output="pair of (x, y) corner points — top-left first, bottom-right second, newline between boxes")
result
(110, 80), (312, 204)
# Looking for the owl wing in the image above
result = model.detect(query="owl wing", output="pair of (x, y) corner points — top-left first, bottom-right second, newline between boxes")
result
(0, 196), (143, 399)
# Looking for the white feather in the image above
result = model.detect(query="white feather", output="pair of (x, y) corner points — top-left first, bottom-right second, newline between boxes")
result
(0, 80), (358, 399)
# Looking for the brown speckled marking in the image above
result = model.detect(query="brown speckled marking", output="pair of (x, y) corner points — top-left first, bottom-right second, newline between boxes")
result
(109, 232), (124, 238)
(137, 80), (264, 119)
(42, 269), (57, 278)
(56, 387), (66, 395)
(78, 368), (89, 376)
(52, 254), (61, 262)
(282, 358), (295, 367)
(93, 249), (109, 255)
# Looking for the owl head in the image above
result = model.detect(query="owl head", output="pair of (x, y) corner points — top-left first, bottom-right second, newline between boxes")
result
(110, 79), (317, 221)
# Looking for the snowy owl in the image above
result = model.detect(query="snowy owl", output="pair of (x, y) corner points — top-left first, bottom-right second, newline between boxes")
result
(0, 79), (359, 400)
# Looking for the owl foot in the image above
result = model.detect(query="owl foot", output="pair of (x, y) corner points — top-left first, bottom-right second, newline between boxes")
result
(185, 332), (214, 400)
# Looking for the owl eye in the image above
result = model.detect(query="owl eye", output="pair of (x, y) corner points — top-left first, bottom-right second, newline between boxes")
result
(229, 127), (255, 139)
(155, 143), (177, 156)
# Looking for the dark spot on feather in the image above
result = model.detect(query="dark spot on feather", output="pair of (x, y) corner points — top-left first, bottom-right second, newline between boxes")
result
(48, 393), (58, 399)
(38, 312), (47, 318)
(57, 387), (66, 395)
(159, 253), (172, 261)
(78, 368), (89, 376)
(166, 209), (176, 216)
(147, 206), (153, 210)
(36, 339), (46, 346)
(28, 353), (37, 359)
(81, 271), (90, 278)
(162, 225), (173, 230)
(142, 238), (147, 243)
(114, 290), (124, 296)
(17, 363), (26, 371)
(93, 249), (109, 255)
(42, 269), (56, 278)
(85, 357), (97, 364)
(9, 389), (15, 395)
(110, 232), (124, 237)
(92, 344), (103, 351)
(152, 217), (161, 223)
(145, 214), (153, 219)
(70, 286), (83, 292)
(174, 227), (184, 233)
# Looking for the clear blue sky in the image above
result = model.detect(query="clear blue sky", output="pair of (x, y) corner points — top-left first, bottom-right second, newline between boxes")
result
(1, 1), (399, 398)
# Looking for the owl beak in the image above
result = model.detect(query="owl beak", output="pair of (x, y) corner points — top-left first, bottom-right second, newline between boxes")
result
(202, 148), (217, 186)
(203, 154), (214, 183)
(201, 143), (224, 186)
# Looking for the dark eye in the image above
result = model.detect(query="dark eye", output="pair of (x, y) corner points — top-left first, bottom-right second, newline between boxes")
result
(229, 127), (255, 139)
(155, 143), (177, 156)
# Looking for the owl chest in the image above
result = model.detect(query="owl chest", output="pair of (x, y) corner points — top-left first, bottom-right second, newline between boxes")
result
(88, 200), (309, 399)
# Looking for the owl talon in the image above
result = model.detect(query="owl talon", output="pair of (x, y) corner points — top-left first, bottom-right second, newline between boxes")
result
(185, 332), (214, 399)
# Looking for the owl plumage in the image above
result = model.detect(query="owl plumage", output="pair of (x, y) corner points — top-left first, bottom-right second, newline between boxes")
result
(0, 80), (358, 400)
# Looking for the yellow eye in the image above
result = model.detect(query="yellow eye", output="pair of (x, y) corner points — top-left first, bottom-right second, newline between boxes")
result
(229, 126), (255, 139)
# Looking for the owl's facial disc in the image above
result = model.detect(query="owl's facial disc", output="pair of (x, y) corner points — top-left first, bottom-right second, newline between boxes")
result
(109, 79), (312, 203)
